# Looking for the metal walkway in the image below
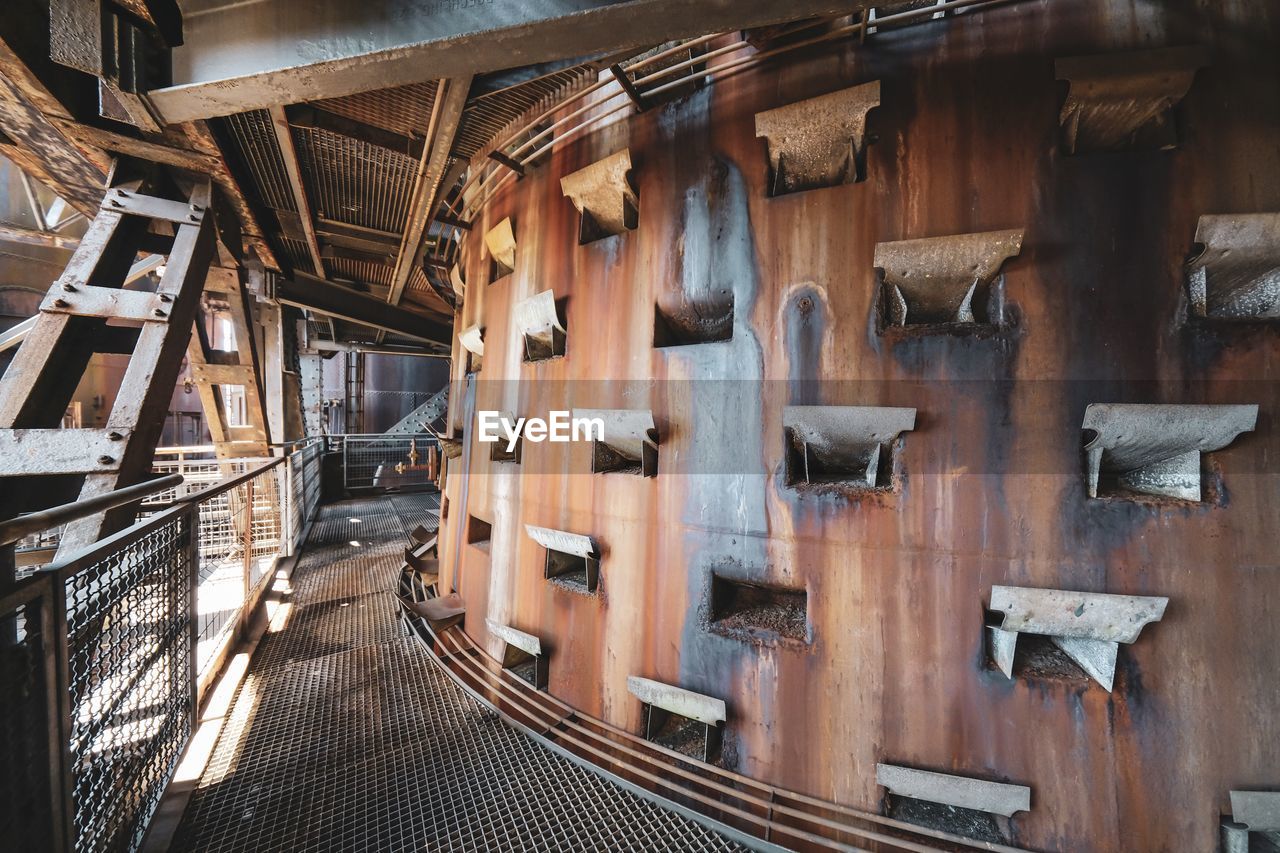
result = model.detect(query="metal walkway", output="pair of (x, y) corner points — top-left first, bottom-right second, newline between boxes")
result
(169, 494), (742, 853)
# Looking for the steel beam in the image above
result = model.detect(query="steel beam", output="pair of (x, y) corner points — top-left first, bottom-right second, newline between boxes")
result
(269, 104), (325, 277)
(149, 0), (858, 121)
(0, 38), (111, 214)
(0, 221), (79, 249)
(388, 76), (471, 307)
(279, 274), (452, 345)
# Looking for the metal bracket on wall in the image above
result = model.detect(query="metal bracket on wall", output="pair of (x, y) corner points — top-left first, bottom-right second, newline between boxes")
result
(525, 524), (601, 593)
(407, 592), (466, 632)
(1081, 403), (1257, 501)
(514, 290), (567, 362)
(1222, 791), (1280, 853)
(484, 217), (517, 278)
(487, 411), (522, 464)
(1187, 213), (1280, 320)
(571, 408), (659, 477)
(1055, 45), (1208, 154)
(458, 324), (484, 374)
(782, 406), (916, 490)
(875, 764), (1031, 819)
(627, 675), (726, 764)
(484, 618), (549, 690)
(987, 585), (1169, 691)
(560, 149), (638, 244)
(754, 81), (881, 196)
(873, 229), (1024, 327)
(449, 263), (466, 301)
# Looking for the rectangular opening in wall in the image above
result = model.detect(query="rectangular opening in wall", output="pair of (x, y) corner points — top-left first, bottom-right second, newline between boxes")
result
(545, 547), (599, 594)
(515, 290), (567, 362)
(783, 406), (916, 493)
(785, 429), (885, 487)
(487, 619), (548, 690)
(574, 409), (658, 477)
(627, 676), (726, 766)
(527, 524), (600, 595)
(644, 706), (720, 763)
(489, 412), (521, 464)
(560, 149), (638, 244)
(710, 575), (808, 645)
(876, 764), (1029, 845)
(653, 294), (734, 348)
(489, 259), (512, 282)
(459, 325), (484, 375)
(754, 81), (880, 196)
(886, 795), (1009, 845)
(485, 217), (516, 282)
(466, 514), (492, 551)
(873, 230), (1023, 333)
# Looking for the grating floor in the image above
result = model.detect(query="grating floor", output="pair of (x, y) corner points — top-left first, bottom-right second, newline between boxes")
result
(170, 492), (743, 853)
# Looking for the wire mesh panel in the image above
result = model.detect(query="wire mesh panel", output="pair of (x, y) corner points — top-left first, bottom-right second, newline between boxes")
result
(285, 439), (325, 554)
(247, 466), (284, 589)
(192, 483), (248, 678)
(302, 442), (322, 520)
(0, 581), (60, 851)
(62, 511), (194, 853)
(343, 435), (436, 491)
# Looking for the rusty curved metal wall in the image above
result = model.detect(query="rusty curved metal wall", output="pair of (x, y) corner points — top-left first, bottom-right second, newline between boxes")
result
(437, 3), (1280, 850)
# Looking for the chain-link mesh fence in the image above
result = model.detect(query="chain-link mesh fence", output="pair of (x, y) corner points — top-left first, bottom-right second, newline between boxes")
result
(62, 511), (194, 853)
(343, 434), (437, 490)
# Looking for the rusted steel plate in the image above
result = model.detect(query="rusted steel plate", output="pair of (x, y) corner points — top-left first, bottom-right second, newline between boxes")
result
(438, 5), (1280, 851)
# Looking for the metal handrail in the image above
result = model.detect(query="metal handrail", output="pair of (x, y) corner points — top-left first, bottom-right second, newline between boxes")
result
(0, 474), (185, 547)
(399, 569), (1029, 853)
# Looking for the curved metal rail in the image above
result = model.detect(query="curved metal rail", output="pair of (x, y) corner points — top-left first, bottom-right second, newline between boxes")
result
(427, 0), (1019, 276)
(395, 566), (1033, 853)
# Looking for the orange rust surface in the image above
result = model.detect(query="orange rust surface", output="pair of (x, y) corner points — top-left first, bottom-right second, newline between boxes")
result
(437, 3), (1280, 850)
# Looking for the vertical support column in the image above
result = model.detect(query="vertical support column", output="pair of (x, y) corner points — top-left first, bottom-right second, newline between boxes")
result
(344, 350), (364, 434)
(299, 353), (325, 436)
(187, 266), (272, 460)
(241, 476), (254, 634)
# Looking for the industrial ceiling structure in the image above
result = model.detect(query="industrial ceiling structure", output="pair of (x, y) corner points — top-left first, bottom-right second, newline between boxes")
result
(0, 0), (900, 354)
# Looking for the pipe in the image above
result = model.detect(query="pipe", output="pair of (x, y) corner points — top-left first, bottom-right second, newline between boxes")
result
(0, 473), (185, 545)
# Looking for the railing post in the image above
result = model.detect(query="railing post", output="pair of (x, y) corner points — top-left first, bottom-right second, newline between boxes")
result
(187, 504), (201, 714)
(48, 572), (75, 853)
(283, 453), (293, 556)
(242, 476), (254, 633)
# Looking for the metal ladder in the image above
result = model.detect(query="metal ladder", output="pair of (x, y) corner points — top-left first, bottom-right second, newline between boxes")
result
(0, 162), (218, 558)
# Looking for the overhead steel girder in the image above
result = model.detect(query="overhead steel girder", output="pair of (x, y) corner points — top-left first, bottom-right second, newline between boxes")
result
(148, 0), (858, 122)
(278, 273), (452, 346)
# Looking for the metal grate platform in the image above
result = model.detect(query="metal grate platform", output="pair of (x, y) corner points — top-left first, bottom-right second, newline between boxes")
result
(170, 493), (743, 852)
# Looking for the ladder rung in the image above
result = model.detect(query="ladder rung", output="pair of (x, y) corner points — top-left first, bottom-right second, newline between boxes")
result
(102, 187), (207, 225)
(41, 284), (175, 323)
(0, 429), (128, 476)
